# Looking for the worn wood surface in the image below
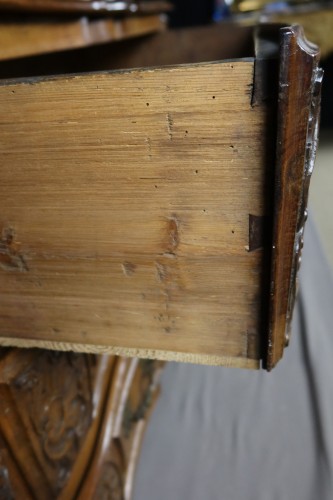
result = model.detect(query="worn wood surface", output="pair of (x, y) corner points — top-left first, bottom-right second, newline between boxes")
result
(0, 60), (270, 369)
(267, 26), (322, 370)
(0, 14), (167, 61)
(0, 349), (162, 498)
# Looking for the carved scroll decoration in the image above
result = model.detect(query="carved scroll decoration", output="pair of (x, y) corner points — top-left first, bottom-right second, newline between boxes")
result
(11, 351), (94, 493)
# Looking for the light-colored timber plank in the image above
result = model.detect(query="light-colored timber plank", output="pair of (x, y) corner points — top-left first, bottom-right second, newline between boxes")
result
(0, 14), (166, 61)
(0, 60), (268, 367)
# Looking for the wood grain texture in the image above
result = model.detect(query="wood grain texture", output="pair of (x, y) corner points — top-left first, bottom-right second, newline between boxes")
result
(0, 60), (269, 368)
(0, 14), (166, 62)
(266, 26), (322, 370)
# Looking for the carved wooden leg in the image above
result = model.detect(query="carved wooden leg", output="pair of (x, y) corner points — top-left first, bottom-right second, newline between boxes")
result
(0, 349), (163, 499)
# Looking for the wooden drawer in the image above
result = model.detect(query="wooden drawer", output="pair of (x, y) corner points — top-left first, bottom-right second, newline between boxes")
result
(0, 23), (322, 370)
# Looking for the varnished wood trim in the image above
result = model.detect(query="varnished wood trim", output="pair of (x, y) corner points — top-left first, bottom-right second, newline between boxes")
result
(58, 355), (116, 500)
(266, 25), (322, 370)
